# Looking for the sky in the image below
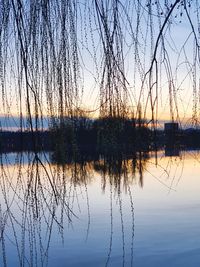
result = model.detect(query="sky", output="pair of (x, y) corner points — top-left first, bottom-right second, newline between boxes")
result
(0, 0), (200, 128)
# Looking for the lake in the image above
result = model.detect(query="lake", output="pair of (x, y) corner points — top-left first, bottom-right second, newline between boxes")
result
(0, 150), (199, 266)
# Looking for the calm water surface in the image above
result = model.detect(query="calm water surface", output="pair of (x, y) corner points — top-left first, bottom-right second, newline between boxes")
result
(0, 150), (199, 266)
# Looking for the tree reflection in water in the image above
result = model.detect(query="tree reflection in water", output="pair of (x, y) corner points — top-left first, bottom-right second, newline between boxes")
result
(0, 149), (189, 266)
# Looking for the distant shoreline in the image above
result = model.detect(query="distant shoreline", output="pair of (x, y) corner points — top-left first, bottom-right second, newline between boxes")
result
(1, 128), (200, 155)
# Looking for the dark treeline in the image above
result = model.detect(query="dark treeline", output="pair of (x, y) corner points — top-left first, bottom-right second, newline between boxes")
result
(0, 116), (150, 155)
(1, 116), (200, 161)
(0, 130), (51, 152)
(50, 116), (151, 162)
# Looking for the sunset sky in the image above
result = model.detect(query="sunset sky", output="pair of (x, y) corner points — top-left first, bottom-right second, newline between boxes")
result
(0, 0), (199, 128)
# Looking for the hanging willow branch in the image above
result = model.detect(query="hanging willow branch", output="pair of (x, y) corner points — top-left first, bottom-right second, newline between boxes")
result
(0, 0), (199, 129)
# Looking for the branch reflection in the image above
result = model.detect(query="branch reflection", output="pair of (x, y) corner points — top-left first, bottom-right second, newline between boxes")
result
(0, 148), (189, 266)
